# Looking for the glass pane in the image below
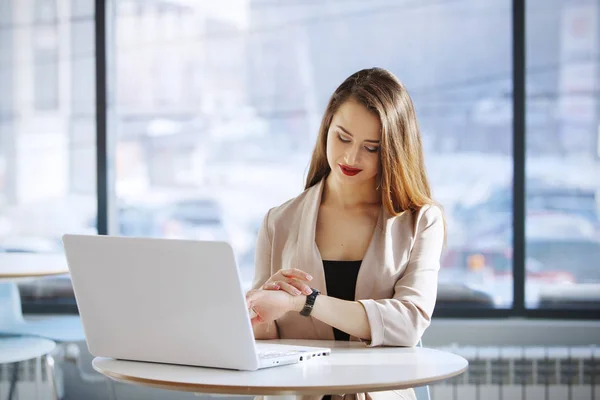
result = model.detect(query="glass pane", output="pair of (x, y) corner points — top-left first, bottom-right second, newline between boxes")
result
(0, 0), (97, 306)
(112, 0), (513, 308)
(526, 0), (600, 309)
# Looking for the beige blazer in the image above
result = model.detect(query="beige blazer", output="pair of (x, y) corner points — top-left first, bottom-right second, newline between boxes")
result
(251, 179), (444, 400)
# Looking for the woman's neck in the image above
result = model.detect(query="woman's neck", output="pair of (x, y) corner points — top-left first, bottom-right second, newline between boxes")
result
(322, 175), (380, 209)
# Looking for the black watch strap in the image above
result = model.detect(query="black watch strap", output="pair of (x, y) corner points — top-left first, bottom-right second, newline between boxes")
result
(300, 288), (320, 317)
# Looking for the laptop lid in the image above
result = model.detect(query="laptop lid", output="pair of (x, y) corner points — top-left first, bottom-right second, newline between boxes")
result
(62, 234), (260, 370)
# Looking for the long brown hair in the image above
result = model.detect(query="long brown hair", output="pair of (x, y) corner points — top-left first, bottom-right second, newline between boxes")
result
(305, 67), (443, 221)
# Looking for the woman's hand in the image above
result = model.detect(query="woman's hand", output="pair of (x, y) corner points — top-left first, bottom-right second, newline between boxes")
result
(246, 289), (296, 327)
(262, 268), (313, 295)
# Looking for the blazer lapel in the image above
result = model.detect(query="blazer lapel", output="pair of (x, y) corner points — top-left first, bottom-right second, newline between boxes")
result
(355, 208), (387, 301)
(296, 179), (327, 294)
(295, 179), (335, 339)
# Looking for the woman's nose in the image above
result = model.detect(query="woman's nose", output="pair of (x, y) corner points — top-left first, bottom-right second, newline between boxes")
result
(344, 145), (360, 165)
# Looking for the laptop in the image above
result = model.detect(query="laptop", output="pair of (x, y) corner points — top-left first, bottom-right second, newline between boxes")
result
(62, 234), (331, 371)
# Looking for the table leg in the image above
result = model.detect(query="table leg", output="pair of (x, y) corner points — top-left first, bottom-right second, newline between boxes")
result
(36, 356), (42, 400)
(8, 362), (19, 400)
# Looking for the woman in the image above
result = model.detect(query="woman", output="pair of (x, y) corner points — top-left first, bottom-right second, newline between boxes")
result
(246, 68), (445, 400)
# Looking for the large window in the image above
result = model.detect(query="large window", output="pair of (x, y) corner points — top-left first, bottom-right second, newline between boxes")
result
(3, 0), (598, 317)
(0, 0), (97, 307)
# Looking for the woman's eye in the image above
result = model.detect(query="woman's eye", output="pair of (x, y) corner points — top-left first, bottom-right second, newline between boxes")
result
(365, 146), (379, 153)
(338, 133), (351, 143)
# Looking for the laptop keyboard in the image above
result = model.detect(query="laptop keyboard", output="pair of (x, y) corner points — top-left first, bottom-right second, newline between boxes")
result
(258, 350), (302, 359)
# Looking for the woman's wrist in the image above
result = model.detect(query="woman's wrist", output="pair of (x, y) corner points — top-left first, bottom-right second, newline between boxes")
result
(291, 294), (308, 313)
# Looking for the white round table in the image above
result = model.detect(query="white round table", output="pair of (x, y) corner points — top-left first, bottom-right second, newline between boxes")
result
(0, 253), (69, 280)
(92, 339), (468, 396)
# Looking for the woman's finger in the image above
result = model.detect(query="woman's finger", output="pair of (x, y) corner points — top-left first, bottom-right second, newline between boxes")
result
(250, 314), (263, 326)
(265, 279), (309, 294)
(274, 280), (303, 295)
(262, 282), (280, 290)
(287, 278), (313, 294)
(280, 269), (313, 282)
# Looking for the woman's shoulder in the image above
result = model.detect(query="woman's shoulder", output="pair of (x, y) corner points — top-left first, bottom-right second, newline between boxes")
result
(263, 184), (319, 229)
(387, 203), (444, 234)
(415, 203), (444, 221)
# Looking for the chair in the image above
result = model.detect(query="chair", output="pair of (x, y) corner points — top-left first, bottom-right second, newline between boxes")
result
(0, 336), (57, 400)
(414, 340), (431, 400)
(0, 281), (85, 342)
(0, 281), (98, 399)
(0, 252), (110, 399)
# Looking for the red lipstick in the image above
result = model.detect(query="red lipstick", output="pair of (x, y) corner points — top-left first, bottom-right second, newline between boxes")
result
(339, 164), (362, 176)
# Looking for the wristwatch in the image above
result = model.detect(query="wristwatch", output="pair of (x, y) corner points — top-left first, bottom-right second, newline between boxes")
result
(300, 288), (320, 317)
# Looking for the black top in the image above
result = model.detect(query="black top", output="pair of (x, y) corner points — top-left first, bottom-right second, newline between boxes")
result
(322, 260), (362, 341)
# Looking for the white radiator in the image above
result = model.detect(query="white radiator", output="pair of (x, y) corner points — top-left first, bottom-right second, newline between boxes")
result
(431, 345), (599, 400)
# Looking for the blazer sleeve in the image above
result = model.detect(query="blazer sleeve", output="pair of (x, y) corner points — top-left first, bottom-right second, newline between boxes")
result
(358, 205), (444, 347)
(251, 208), (274, 291)
(249, 208), (282, 339)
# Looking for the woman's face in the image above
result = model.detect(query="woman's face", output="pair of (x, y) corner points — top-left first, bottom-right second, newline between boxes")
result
(326, 99), (382, 186)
